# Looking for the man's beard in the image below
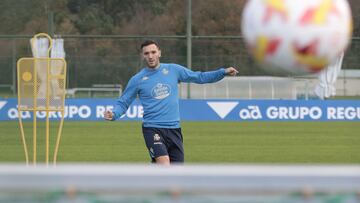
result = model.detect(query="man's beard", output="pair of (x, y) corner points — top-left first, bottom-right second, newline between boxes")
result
(147, 60), (159, 68)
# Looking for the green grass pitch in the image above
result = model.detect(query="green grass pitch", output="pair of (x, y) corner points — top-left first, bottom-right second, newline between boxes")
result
(0, 121), (359, 163)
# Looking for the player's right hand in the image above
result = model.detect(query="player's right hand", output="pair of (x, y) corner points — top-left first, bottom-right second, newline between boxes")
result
(104, 110), (114, 121)
(225, 67), (239, 76)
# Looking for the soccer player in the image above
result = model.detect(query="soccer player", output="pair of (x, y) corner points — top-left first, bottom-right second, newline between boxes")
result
(104, 40), (238, 165)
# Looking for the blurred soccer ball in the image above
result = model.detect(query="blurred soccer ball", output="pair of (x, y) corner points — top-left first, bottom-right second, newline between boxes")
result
(241, 0), (352, 75)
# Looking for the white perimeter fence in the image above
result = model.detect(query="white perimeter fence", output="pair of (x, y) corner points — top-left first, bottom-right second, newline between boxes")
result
(179, 70), (360, 99)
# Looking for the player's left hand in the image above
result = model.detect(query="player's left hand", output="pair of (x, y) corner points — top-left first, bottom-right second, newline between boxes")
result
(225, 67), (239, 76)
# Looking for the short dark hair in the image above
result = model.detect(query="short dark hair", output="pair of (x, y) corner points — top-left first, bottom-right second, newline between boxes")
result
(140, 40), (160, 50)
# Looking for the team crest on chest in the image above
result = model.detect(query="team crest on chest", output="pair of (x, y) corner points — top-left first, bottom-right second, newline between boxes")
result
(162, 68), (169, 75)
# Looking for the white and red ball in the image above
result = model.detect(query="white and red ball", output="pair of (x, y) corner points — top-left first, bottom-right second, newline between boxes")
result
(241, 0), (353, 75)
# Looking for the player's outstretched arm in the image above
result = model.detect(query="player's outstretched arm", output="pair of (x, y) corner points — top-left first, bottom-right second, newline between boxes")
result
(175, 64), (238, 84)
(104, 76), (138, 121)
(225, 67), (239, 76)
(104, 110), (114, 121)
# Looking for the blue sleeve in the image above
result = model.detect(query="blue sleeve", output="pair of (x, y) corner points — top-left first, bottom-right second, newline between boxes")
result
(174, 64), (226, 84)
(111, 77), (138, 120)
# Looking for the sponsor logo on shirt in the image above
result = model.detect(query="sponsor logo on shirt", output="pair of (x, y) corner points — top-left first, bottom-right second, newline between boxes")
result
(151, 83), (171, 99)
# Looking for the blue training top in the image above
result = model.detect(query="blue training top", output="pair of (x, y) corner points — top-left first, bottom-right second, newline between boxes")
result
(112, 63), (226, 128)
